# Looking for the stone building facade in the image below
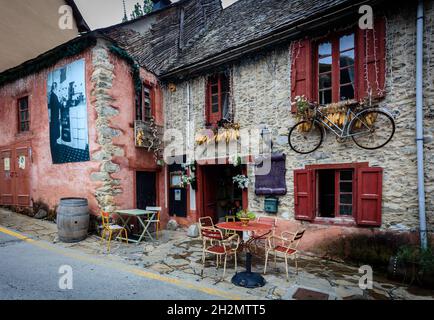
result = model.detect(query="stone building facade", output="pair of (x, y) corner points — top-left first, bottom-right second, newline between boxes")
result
(161, 1), (434, 235)
(0, 0), (432, 244)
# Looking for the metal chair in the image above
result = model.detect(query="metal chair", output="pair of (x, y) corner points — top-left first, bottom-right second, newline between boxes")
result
(145, 206), (161, 240)
(100, 211), (128, 253)
(201, 227), (240, 279)
(263, 229), (306, 280)
(250, 216), (277, 251)
(224, 215), (237, 237)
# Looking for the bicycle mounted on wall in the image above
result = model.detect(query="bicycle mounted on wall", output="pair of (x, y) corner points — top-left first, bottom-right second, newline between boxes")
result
(288, 99), (396, 154)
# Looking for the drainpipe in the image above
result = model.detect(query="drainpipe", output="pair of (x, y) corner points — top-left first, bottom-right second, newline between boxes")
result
(416, 0), (428, 249)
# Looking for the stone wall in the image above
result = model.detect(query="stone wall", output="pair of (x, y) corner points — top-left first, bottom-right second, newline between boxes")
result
(163, 5), (434, 233)
(90, 41), (124, 213)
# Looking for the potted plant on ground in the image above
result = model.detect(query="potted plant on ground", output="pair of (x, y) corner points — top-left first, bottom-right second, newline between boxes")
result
(236, 209), (256, 226)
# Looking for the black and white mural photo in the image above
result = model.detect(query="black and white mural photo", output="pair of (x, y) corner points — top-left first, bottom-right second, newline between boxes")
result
(47, 59), (90, 164)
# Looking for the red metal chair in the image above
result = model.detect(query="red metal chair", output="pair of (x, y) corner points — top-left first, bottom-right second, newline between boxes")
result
(263, 229), (306, 280)
(201, 227), (240, 279)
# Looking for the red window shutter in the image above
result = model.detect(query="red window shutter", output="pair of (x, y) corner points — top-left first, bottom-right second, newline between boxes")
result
(356, 167), (383, 226)
(294, 169), (314, 221)
(291, 39), (313, 112)
(356, 17), (386, 100)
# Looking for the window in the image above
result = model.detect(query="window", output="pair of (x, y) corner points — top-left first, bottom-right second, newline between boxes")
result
(294, 163), (383, 227)
(316, 33), (355, 105)
(18, 96), (30, 132)
(317, 169), (354, 218)
(143, 85), (152, 121)
(290, 17), (386, 112)
(206, 73), (230, 126)
(136, 83), (154, 121)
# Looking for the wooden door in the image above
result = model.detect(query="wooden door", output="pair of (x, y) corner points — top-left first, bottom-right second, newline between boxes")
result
(136, 171), (156, 210)
(203, 166), (219, 223)
(0, 142), (31, 206)
(0, 148), (14, 205)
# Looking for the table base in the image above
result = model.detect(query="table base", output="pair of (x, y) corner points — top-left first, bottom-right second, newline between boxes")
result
(231, 272), (266, 288)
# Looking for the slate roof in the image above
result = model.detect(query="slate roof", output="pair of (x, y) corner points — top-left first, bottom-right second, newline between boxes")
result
(165, 0), (361, 75)
(102, 0), (222, 76)
(102, 0), (366, 77)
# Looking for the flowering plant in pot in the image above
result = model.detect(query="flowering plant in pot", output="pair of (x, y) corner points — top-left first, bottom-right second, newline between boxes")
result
(232, 174), (249, 189)
(236, 209), (256, 226)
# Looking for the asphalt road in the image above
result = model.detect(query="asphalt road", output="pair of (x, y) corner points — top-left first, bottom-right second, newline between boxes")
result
(0, 230), (223, 300)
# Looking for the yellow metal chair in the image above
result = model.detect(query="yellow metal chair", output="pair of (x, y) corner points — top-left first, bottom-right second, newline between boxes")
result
(146, 206), (161, 240)
(224, 215), (237, 237)
(100, 211), (128, 253)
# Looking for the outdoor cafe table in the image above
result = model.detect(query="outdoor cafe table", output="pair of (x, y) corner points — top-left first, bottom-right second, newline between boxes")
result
(216, 221), (272, 288)
(115, 209), (156, 244)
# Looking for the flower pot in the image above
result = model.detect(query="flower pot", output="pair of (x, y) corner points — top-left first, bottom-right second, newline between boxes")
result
(240, 217), (250, 226)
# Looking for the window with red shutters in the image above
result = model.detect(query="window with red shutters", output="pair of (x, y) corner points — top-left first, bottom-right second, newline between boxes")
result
(136, 82), (155, 121)
(294, 169), (314, 221)
(294, 163), (383, 227)
(356, 167), (383, 226)
(18, 96), (30, 133)
(290, 17), (386, 110)
(206, 73), (230, 126)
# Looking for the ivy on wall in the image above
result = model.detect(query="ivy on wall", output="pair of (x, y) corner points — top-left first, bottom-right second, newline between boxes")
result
(108, 45), (142, 95)
(0, 36), (98, 88)
(0, 35), (143, 100)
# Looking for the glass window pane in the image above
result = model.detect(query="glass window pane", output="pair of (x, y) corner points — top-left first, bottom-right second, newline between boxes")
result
(340, 66), (355, 84)
(340, 194), (352, 204)
(319, 73), (332, 89)
(340, 170), (353, 181)
(340, 34), (354, 51)
(340, 205), (353, 216)
(340, 182), (352, 193)
(212, 95), (219, 105)
(318, 42), (332, 58)
(319, 89), (332, 105)
(340, 50), (355, 67)
(211, 84), (218, 94)
(340, 84), (355, 100)
(319, 56), (332, 73)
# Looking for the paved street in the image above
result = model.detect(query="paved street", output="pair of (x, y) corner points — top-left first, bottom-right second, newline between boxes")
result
(0, 209), (433, 300)
(0, 231), (223, 300)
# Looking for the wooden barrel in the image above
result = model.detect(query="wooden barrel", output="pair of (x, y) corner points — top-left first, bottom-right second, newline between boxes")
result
(57, 198), (89, 243)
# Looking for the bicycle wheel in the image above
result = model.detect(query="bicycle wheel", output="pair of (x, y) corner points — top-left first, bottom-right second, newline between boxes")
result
(349, 109), (395, 150)
(288, 120), (323, 154)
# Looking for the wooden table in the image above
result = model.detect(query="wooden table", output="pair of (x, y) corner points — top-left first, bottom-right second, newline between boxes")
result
(216, 221), (272, 288)
(115, 209), (156, 244)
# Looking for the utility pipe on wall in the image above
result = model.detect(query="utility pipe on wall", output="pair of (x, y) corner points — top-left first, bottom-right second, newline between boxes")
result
(416, 0), (428, 249)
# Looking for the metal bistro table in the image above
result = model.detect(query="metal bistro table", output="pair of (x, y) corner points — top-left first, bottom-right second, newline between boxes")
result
(216, 221), (272, 288)
(115, 209), (156, 244)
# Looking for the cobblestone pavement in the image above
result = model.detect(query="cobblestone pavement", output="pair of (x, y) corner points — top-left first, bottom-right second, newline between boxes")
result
(1, 208), (432, 300)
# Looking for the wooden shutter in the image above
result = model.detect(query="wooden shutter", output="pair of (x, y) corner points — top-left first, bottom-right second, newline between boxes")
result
(206, 75), (222, 126)
(356, 167), (383, 226)
(294, 169), (314, 221)
(356, 17), (386, 100)
(291, 39), (313, 112)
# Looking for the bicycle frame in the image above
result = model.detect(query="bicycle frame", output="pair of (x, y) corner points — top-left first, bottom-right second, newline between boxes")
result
(313, 106), (371, 139)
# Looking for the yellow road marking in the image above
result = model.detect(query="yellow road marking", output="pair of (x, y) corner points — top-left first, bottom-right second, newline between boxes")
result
(0, 226), (246, 300)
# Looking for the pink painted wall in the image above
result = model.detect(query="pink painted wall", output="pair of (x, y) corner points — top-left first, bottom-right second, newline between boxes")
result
(0, 45), (167, 222)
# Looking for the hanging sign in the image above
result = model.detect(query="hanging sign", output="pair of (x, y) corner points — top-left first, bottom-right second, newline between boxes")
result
(4, 158), (10, 171)
(18, 155), (26, 169)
